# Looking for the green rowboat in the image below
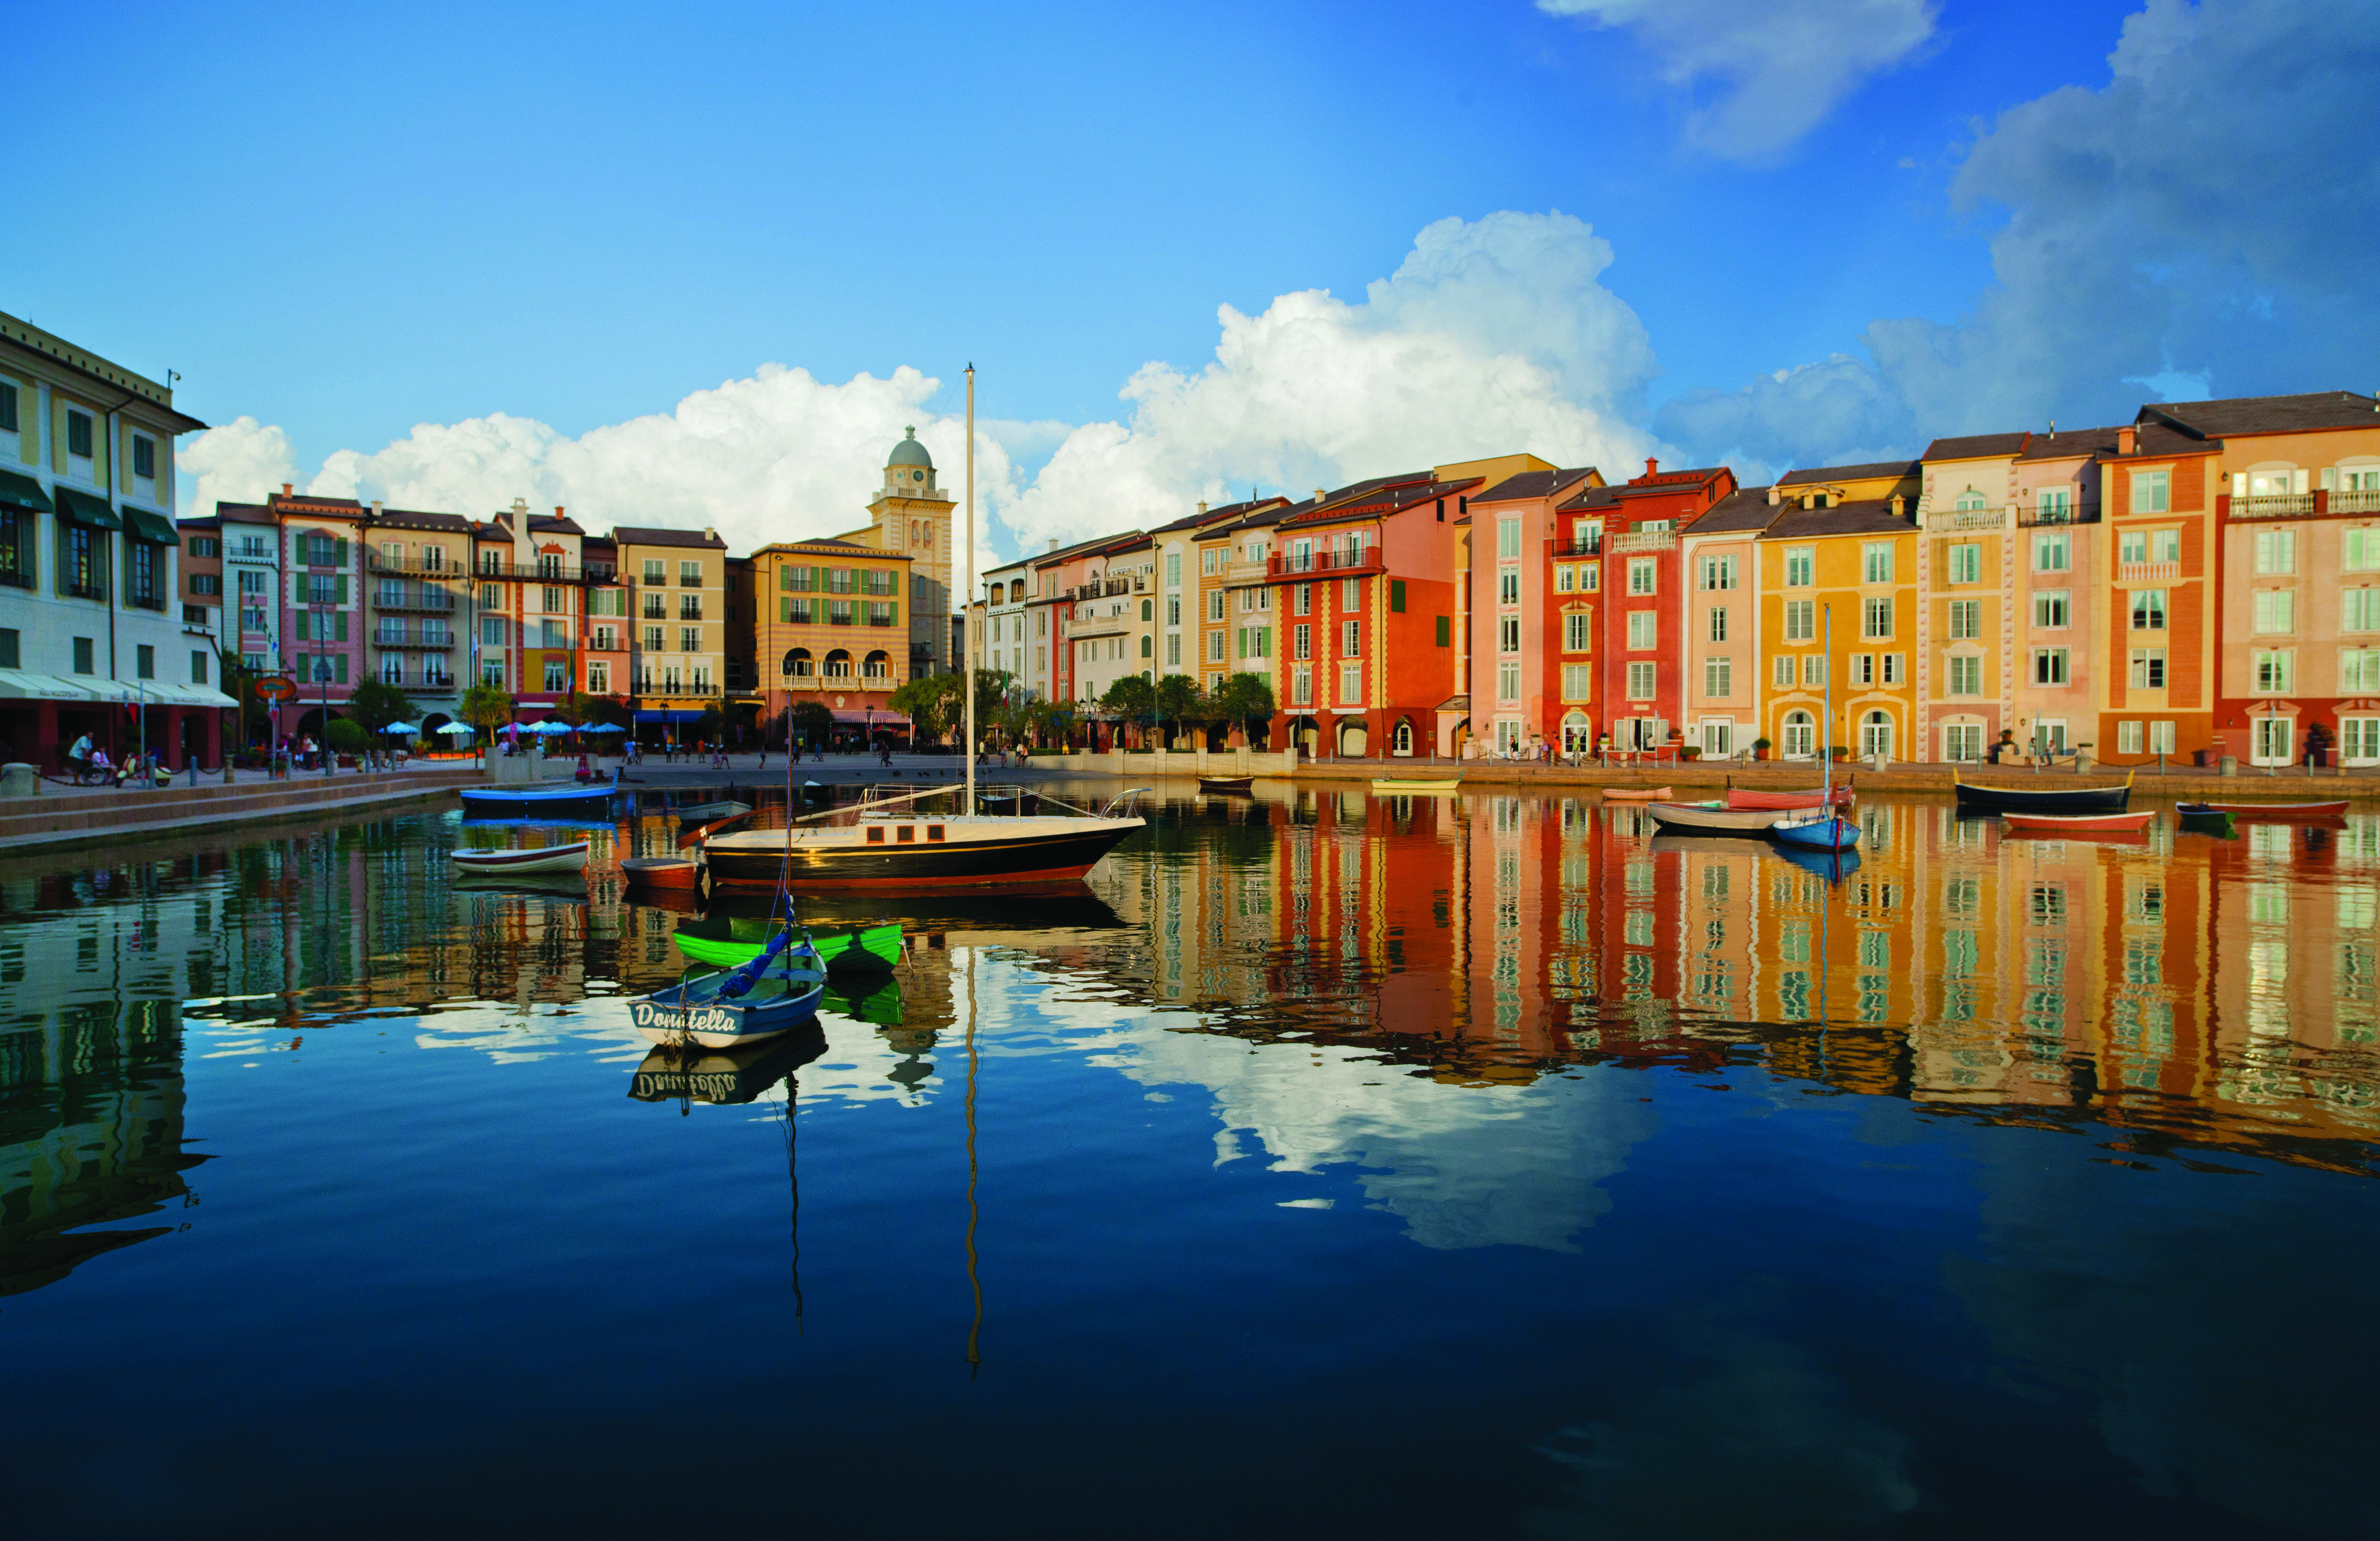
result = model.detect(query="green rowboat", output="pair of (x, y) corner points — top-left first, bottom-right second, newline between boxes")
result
(674, 920), (902, 973)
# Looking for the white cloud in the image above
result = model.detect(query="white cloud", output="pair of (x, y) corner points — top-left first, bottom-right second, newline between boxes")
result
(1657, 0), (2380, 471)
(1538, 0), (1938, 161)
(177, 212), (1666, 576)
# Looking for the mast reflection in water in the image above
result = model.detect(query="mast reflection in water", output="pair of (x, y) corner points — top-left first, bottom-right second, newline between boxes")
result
(0, 786), (2371, 1535)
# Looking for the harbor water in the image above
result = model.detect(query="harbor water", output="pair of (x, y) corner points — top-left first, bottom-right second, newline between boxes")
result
(1, 783), (2372, 1535)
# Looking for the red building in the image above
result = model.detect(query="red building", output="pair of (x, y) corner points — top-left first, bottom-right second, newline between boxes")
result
(1464, 466), (1602, 757)
(1575, 461), (1735, 752)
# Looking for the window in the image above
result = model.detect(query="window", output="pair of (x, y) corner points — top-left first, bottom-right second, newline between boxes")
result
(2036, 487), (2072, 521)
(0, 382), (14, 434)
(1861, 597), (1893, 638)
(2252, 589), (2294, 634)
(2034, 648), (2069, 685)
(680, 626), (701, 652)
(2131, 648), (2167, 689)
(1948, 599), (1981, 639)
(2253, 649), (2294, 692)
(2131, 589), (2168, 631)
(641, 558), (665, 585)
(588, 661), (610, 694)
(1626, 662), (1655, 699)
(1165, 553), (1180, 587)
(2034, 589), (2070, 629)
(1208, 631), (1225, 662)
(543, 660), (568, 692)
(1498, 616), (1520, 653)
(2117, 720), (2143, 755)
(72, 636), (94, 674)
(2344, 717), (2380, 761)
(1862, 542), (1894, 583)
(483, 616), (508, 646)
(1580, 562), (1599, 592)
(1554, 565), (1573, 594)
(780, 598), (811, 624)
(1563, 611), (1591, 652)
(1773, 656), (1794, 689)
(1628, 611), (1657, 650)
(1498, 661), (1519, 701)
(541, 619), (568, 648)
(2033, 532), (2070, 572)
(2340, 649), (2380, 693)
(1780, 710), (1815, 758)
(1207, 590), (1225, 622)
(2250, 529), (2295, 574)
(1498, 567), (1519, 604)
(2151, 721), (2176, 754)
(1704, 657), (1732, 698)
(2344, 589), (2380, 632)
(1289, 665), (1312, 705)
(1627, 559), (1657, 595)
(1859, 711), (1893, 760)
(67, 409), (94, 460)
(1497, 516), (1521, 558)
(1700, 554), (1737, 590)
(1948, 655), (1982, 695)
(1339, 661), (1362, 704)
(1944, 722), (1982, 761)
(1337, 618), (1360, 656)
(1881, 653), (1903, 684)
(1707, 606), (1729, 643)
(1952, 489), (1985, 512)
(1947, 543), (1980, 584)
(132, 643), (154, 680)
(1783, 599), (1814, 641)
(1293, 623), (1311, 660)
(1563, 663), (1592, 700)
(1783, 547), (1814, 587)
(643, 625), (663, 652)
(2131, 469), (2170, 513)
(2347, 528), (2380, 570)
(1851, 653), (1874, 686)
(1802, 654), (1826, 686)
(679, 560), (702, 587)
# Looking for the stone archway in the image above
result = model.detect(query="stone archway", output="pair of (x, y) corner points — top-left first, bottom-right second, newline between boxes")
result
(1337, 719), (1368, 757)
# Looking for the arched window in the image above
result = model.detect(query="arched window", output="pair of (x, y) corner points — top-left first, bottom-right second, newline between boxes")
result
(1953, 489), (1985, 511)
(1781, 709), (1816, 759)
(1860, 709), (1894, 760)
(785, 648), (813, 678)
(824, 649), (852, 679)
(1392, 718), (1414, 755)
(920, 524), (931, 547)
(1140, 598), (1152, 621)
(1139, 634), (1152, 657)
(861, 650), (891, 681)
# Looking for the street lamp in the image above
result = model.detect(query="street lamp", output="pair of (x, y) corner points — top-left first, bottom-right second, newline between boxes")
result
(315, 659), (334, 776)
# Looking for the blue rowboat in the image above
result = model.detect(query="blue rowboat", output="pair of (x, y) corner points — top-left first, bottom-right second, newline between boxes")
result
(459, 769), (624, 822)
(630, 939), (826, 1049)
(1770, 815), (1860, 853)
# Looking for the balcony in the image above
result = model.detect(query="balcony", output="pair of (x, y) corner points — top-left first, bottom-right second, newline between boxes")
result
(371, 588), (457, 612)
(1064, 613), (1131, 640)
(1266, 547), (1385, 581)
(2017, 505), (2099, 528)
(452, 557), (592, 583)
(635, 681), (722, 699)
(1924, 505), (2012, 532)
(2333, 488), (2380, 515)
(371, 626), (456, 649)
(1221, 558), (1271, 586)
(2228, 492), (2315, 520)
(2117, 561), (2181, 585)
(1555, 535), (1602, 557)
(365, 553), (464, 581)
(1069, 577), (1140, 602)
(1606, 530), (1676, 553)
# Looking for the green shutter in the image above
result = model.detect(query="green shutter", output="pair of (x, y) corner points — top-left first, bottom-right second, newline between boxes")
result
(335, 537), (349, 568)
(1435, 616), (1450, 647)
(887, 601), (899, 624)
(779, 564), (791, 591)
(334, 574), (348, 604)
(779, 597), (790, 622)
(1390, 579), (1406, 613)
(334, 611), (348, 642)
(335, 653), (349, 683)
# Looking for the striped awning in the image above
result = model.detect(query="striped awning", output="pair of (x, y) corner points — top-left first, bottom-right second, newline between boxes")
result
(0, 669), (94, 701)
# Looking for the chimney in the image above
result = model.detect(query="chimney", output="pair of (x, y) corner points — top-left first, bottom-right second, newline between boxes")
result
(555, 505), (565, 518)
(1766, 486), (1780, 506)
(2118, 426), (2137, 455)
(703, 527), (716, 543)
(1644, 457), (1659, 480)
(511, 497), (528, 515)
(370, 499), (383, 516)
(1313, 488), (1327, 505)
(281, 482), (293, 497)
(1196, 501), (1208, 516)
(1047, 538), (1059, 554)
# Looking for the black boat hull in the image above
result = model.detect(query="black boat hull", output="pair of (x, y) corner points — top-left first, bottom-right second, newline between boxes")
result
(1953, 781), (2131, 814)
(706, 822), (1140, 890)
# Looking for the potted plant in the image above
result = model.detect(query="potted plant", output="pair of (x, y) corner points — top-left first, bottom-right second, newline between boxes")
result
(1751, 736), (1771, 763)
(1680, 745), (1701, 761)
(2305, 721), (2334, 768)
(1828, 744), (1850, 763)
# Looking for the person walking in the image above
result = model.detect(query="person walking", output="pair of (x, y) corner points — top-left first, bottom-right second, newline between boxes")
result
(66, 732), (92, 782)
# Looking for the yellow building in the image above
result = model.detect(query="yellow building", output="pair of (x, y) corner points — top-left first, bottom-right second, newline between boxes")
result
(754, 536), (913, 745)
(615, 525), (728, 728)
(1754, 461), (1921, 762)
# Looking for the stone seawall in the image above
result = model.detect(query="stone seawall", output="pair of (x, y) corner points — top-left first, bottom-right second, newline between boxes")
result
(0, 768), (488, 855)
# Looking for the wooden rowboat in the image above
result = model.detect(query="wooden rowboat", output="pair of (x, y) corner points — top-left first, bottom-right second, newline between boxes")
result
(1371, 777), (1461, 792)
(1197, 775), (1255, 794)
(449, 840), (589, 874)
(2001, 810), (2156, 834)
(622, 855), (701, 889)
(1953, 771), (2133, 814)
(2178, 799), (2349, 821)
(1726, 786), (1853, 811)
(1599, 786), (1672, 802)
(677, 798), (752, 825)
(1646, 801), (1787, 836)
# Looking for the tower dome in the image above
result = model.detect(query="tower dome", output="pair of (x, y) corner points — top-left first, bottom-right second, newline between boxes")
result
(888, 426), (933, 470)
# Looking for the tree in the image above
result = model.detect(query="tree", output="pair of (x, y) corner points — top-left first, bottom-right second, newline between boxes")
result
(325, 717), (371, 753)
(788, 699), (835, 748)
(458, 684), (515, 739)
(889, 673), (959, 743)
(349, 679), (417, 738)
(1154, 673), (1203, 748)
(1098, 675), (1156, 744)
(1211, 671), (1274, 746)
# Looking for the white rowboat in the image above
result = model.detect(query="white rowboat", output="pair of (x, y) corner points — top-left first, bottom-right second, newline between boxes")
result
(449, 840), (590, 874)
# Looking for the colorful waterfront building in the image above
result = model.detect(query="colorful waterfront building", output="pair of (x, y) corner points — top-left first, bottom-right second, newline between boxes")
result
(1754, 461), (1921, 762)
(270, 486), (370, 735)
(580, 535), (630, 705)
(614, 524), (728, 738)
(2150, 391), (2380, 768)
(1464, 466), (1601, 757)
(1676, 482), (1786, 759)
(752, 535), (912, 746)
(361, 505), (472, 723)
(1582, 461), (1737, 755)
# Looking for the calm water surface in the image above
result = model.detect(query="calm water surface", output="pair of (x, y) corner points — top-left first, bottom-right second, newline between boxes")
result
(3, 783), (2374, 1536)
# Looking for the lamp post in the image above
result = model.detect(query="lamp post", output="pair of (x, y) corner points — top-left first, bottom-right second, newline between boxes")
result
(316, 659), (333, 776)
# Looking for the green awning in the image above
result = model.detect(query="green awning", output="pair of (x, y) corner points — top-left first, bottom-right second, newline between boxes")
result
(121, 505), (178, 545)
(0, 470), (54, 514)
(52, 487), (121, 531)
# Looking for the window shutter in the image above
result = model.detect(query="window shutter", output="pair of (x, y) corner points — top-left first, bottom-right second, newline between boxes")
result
(887, 601), (899, 624)
(1390, 579), (1406, 613)
(335, 537), (349, 568)
(334, 611), (348, 642)
(335, 574), (348, 604)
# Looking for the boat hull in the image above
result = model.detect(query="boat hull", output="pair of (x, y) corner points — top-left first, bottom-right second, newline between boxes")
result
(705, 822), (1140, 891)
(1954, 779), (2131, 813)
(2003, 810), (2157, 834)
(1770, 816), (1860, 851)
(1600, 786), (1672, 802)
(1372, 778), (1461, 792)
(631, 950), (826, 1048)
(622, 856), (701, 889)
(2183, 800), (2348, 820)
(677, 799), (752, 824)
(459, 788), (619, 821)
(450, 841), (589, 874)
(627, 1024), (827, 1106)
(1647, 802), (1788, 835)
(1727, 786), (1853, 811)
(1197, 777), (1254, 794)
(674, 922), (902, 973)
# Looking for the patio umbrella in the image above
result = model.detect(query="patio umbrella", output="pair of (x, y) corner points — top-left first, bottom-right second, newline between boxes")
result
(436, 723), (476, 736)
(581, 722), (626, 732)
(524, 721), (573, 736)
(381, 721), (417, 735)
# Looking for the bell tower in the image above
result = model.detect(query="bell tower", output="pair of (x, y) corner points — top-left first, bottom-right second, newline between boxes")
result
(860, 426), (955, 675)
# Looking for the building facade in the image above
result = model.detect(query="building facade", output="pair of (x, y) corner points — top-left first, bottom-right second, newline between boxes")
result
(1756, 462), (1922, 763)
(754, 536), (913, 744)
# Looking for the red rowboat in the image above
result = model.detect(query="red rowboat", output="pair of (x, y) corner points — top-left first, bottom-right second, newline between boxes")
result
(1600, 786), (1673, 802)
(622, 856), (702, 890)
(2001, 810), (2156, 834)
(1725, 786), (1853, 811)
(2183, 799), (2349, 821)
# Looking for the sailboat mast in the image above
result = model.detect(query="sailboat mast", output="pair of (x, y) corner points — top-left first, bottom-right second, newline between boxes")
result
(1821, 603), (1833, 805)
(963, 364), (977, 819)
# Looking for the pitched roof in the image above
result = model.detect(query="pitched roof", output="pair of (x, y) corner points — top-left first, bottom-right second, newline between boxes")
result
(1151, 495), (1289, 534)
(1032, 532), (1122, 568)
(1612, 464), (1729, 498)
(1923, 432), (2033, 462)
(175, 515), (221, 531)
(1756, 499), (1917, 540)
(2144, 390), (2380, 438)
(528, 514), (584, 535)
(2014, 425), (2127, 462)
(373, 506), (476, 533)
(268, 491), (367, 511)
(2113, 421), (2224, 461)
(612, 525), (728, 549)
(1778, 459), (1920, 486)
(1555, 482), (1622, 512)
(1684, 487), (1785, 535)
(1475, 467), (1596, 503)
(214, 501), (274, 523)
(1277, 474), (1476, 530)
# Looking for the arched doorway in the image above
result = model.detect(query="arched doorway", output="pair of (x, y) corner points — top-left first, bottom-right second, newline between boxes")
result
(1780, 710), (1816, 760)
(1859, 709), (1894, 761)
(1290, 715), (1320, 759)
(1391, 717), (1414, 757)
(1337, 719), (1368, 757)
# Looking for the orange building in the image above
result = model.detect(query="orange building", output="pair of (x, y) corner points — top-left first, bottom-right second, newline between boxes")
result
(753, 536), (913, 746)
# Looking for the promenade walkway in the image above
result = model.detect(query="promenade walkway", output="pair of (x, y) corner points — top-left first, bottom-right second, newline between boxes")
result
(0, 764), (490, 855)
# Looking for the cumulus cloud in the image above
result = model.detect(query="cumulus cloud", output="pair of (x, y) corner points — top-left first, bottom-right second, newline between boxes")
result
(1657, 0), (2380, 471)
(1004, 210), (1662, 550)
(1538, 0), (1938, 161)
(178, 212), (1666, 576)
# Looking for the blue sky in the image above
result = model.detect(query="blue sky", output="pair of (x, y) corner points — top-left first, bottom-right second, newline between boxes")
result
(9, 0), (2373, 561)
